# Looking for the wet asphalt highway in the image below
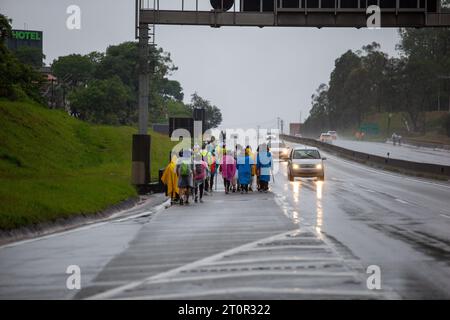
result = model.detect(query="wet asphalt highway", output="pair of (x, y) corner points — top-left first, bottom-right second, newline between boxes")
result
(1, 145), (450, 299)
(333, 139), (450, 166)
(273, 148), (450, 299)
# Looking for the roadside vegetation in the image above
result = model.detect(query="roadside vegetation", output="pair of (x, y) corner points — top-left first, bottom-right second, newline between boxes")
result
(0, 99), (176, 230)
(303, 27), (450, 143)
(0, 14), (202, 230)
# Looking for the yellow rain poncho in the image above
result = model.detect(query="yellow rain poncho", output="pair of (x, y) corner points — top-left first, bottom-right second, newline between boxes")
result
(161, 155), (179, 199)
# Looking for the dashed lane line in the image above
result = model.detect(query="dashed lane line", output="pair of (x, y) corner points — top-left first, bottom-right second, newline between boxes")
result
(84, 230), (298, 300)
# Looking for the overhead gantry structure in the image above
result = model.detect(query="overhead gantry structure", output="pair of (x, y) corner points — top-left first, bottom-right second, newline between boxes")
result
(131, 0), (450, 188)
(137, 0), (450, 29)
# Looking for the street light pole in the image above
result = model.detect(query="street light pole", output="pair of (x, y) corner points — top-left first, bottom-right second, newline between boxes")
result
(257, 125), (260, 147)
(131, 23), (151, 189)
(138, 23), (149, 135)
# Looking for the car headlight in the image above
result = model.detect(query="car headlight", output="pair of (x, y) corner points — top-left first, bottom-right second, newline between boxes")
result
(316, 164), (322, 169)
(293, 164), (300, 169)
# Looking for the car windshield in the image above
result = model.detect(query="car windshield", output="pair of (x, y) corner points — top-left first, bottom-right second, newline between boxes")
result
(293, 149), (321, 159)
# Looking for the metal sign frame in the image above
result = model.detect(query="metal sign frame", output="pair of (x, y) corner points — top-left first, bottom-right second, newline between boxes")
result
(136, 0), (450, 32)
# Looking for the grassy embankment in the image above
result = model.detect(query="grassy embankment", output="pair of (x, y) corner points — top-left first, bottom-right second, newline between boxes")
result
(338, 111), (450, 144)
(0, 99), (174, 230)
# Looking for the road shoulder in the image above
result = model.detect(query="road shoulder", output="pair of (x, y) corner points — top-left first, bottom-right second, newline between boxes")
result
(0, 193), (168, 247)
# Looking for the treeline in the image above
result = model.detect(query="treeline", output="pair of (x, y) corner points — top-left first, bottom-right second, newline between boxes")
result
(303, 28), (450, 137)
(0, 14), (222, 129)
(52, 42), (222, 128)
(0, 15), (44, 102)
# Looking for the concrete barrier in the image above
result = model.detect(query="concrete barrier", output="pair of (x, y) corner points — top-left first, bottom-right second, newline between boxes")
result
(281, 134), (450, 180)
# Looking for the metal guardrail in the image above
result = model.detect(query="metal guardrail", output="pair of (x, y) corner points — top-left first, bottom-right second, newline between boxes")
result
(281, 134), (450, 179)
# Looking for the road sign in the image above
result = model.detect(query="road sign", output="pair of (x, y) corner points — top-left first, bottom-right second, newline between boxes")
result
(136, 0), (450, 29)
(360, 123), (380, 135)
(6, 29), (43, 53)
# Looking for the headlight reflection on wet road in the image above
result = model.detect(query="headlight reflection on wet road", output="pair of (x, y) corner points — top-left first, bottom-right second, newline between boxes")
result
(292, 180), (300, 204)
(315, 181), (324, 235)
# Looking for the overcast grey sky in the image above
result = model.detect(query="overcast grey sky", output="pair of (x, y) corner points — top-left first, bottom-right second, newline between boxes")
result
(1, 0), (401, 130)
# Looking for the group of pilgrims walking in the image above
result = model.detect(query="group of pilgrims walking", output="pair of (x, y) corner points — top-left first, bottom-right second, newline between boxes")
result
(161, 138), (273, 205)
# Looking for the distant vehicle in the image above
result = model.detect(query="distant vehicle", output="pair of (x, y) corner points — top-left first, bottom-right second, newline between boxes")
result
(319, 133), (333, 143)
(287, 146), (326, 181)
(266, 134), (277, 142)
(327, 131), (337, 140)
(294, 133), (302, 138)
(269, 141), (290, 161)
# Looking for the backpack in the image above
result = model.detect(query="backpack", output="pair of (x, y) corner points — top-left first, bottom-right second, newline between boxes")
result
(195, 163), (203, 175)
(180, 160), (190, 176)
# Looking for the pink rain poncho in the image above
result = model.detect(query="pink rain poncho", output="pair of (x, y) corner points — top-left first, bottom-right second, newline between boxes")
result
(221, 154), (236, 181)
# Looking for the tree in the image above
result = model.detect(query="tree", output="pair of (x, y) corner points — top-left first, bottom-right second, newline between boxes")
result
(398, 27), (450, 110)
(343, 67), (371, 128)
(304, 28), (450, 136)
(188, 93), (223, 130)
(381, 57), (406, 114)
(397, 59), (435, 132)
(13, 46), (45, 68)
(303, 84), (330, 135)
(327, 50), (362, 129)
(52, 54), (95, 86)
(166, 99), (191, 118)
(94, 42), (139, 92)
(93, 42), (184, 122)
(0, 14), (12, 42)
(159, 78), (184, 102)
(0, 14), (43, 101)
(68, 76), (132, 125)
(397, 27), (450, 131)
(360, 42), (388, 113)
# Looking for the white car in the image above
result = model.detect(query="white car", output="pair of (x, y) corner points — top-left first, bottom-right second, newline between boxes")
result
(287, 146), (326, 181)
(319, 133), (333, 143)
(327, 131), (337, 140)
(266, 134), (277, 142)
(269, 141), (290, 160)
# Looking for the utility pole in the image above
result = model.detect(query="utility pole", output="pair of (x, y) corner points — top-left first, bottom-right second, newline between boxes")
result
(138, 24), (149, 134)
(257, 125), (260, 147)
(131, 23), (151, 189)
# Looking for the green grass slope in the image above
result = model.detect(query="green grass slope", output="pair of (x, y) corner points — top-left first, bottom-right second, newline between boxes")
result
(338, 111), (450, 144)
(0, 99), (174, 230)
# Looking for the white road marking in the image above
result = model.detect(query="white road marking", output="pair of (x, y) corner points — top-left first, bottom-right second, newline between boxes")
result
(84, 230), (299, 300)
(440, 214), (450, 219)
(0, 199), (171, 250)
(325, 153), (450, 190)
(120, 287), (383, 300)
(395, 199), (409, 205)
(137, 271), (358, 286)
